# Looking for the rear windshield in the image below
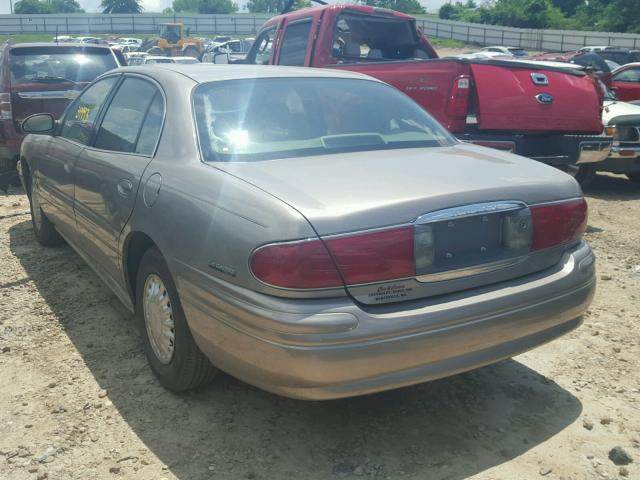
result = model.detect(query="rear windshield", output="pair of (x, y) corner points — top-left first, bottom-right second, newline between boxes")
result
(193, 77), (455, 162)
(332, 12), (433, 62)
(9, 46), (118, 84)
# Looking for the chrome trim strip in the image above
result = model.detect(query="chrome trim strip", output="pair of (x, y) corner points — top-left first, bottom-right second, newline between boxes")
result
(17, 90), (80, 100)
(415, 201), (527, 224)
(415, 256), (527, 283)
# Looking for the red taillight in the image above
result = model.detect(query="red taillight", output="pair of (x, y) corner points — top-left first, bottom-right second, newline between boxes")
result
(250, 227), (415, 289)
(531, 198), (588, 251)
(0, 93), (12, 120)
(250, 239), (342, 289)
(325, 226), (415, 285)
(446, 75), (470, 123)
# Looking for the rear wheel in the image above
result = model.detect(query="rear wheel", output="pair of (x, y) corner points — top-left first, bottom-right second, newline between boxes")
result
(29, 181), (63, 246)
(136, 246), (217, 391)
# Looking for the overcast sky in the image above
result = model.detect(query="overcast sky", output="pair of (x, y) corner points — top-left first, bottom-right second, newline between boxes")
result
(0, 0), (449, 15)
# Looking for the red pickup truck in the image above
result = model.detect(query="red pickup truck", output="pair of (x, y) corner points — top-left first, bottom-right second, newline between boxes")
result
(227, 4), (610, 183)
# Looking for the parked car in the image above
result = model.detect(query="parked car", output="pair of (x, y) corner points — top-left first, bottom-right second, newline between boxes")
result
(143, 56), (175, 64)
(124, 51), (148, 65)
(0, 42), (123, 191)
(19, 65), (595, 399)
(75, 36), (102, 45)
(532, 51), (613, 86)
(611, 63), (640, 102)
(578, 47), (640, 66)
(172, 56), (200, 64)
(598, 85), (640, 182)
(479, 46), (528, 57)
(202, 38), (254, 63)
(216, 5), (610, 185)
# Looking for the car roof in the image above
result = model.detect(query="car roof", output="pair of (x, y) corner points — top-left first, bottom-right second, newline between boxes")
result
(613, 62), (640, 72)
(8, 42), (111, 49)
(117, 64), (378, 84)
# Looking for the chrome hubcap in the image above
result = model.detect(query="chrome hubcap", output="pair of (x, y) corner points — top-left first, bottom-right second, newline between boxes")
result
(143, 274), (175, 364)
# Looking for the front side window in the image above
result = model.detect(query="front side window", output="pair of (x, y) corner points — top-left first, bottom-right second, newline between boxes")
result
(61, 76), (118, 145)
(279, 20), (312, 66)
(246, 27), (276, 65)
(193, 77), (455, 162)
(94, 77), (162, 154)
(614, 68), (640, 83)
(9, 46), (118, 84)
(332, 13), (432, 62)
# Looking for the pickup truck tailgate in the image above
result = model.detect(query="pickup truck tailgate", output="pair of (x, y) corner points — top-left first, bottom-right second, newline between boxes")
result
(470, 61), (603, 133)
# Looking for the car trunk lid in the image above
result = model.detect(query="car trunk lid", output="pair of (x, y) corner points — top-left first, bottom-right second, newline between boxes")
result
(215, 143), (584, 304)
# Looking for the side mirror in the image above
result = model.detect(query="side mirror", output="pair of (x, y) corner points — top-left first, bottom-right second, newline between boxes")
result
(213, 52), (230, 64)
(22, 114), (55, 134)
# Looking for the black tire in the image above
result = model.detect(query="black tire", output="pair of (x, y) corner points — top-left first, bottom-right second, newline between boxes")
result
(29, 180), (63, 246)
(565, 164), (597, 188)
(136, 246), (217, 391)
(183, 46), (200, 58)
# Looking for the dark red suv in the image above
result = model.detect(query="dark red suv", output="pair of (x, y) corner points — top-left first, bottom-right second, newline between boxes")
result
(1, 42), (123, 190)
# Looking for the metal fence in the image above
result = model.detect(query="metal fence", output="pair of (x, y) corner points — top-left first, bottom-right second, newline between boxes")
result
(417, 18), (640, 52)
(2, 13), (640, 52)
(0, 13), (273, 36)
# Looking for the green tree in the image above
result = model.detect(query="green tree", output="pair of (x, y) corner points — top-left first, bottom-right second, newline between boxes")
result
(362, 0), (425, 15)
(49, 0), (84, 12)
(14, 0), (53, 13)
(101, 0), (143, 13)
(246, 0), (310, 14)
(198, 0), (237, 13)
(552, 0), (583, 16)
(172, 0), (199, 12)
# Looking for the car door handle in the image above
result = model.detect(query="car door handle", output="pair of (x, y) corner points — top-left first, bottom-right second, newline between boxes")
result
(117, 179), (134, 197)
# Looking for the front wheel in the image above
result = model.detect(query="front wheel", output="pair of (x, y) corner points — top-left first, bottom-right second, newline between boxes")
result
(183, 46), (200, 59)
(564, 164), (597, 188)
(29, 181), (63, 246)
(136, 247), (217, 391)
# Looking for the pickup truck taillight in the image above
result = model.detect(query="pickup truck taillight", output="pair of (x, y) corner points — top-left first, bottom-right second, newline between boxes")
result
(446, 75), (470, 130)
(0, 93), (12, 120)
(251, 199), (588, 290)
(530, 199), (588, 251)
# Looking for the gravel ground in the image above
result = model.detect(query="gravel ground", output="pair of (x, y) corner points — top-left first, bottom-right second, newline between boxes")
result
(0, 173), (639, 480)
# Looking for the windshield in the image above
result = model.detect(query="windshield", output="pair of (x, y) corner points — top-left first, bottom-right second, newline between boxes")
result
(193, 77), (455, 162)
(332, 12), (433, 62)
(9, 46), (118, 84)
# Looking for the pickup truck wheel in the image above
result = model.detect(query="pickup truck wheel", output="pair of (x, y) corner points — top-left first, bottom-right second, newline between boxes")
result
(136, 246), (217, 391)
(565, 164), (597, 188)
(29, 182), (63, 246)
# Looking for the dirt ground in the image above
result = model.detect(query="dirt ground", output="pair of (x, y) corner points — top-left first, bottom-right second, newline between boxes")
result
(0, 172), (639, 480)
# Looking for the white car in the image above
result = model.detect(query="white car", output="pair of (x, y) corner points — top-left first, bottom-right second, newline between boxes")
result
(75, 36), (101, 45)
(172, 57), (200, 64)
(577, 46), (615, 53)
(599, 86), (640, 182)
(143, 56), (175, 64)
(480, 46), (528, 57)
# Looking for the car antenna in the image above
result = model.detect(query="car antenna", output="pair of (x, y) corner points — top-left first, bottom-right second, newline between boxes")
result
(280, 0), (327, 15)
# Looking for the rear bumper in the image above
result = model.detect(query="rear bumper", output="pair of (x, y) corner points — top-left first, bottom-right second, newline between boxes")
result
(457, 132), (611, 166)
(173, 241), (595, 400)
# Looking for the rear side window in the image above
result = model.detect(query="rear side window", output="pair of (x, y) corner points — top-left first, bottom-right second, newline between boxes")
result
(61, 77), (118, 145)
(279, 20), (312, 66)
(9, 46), (118, 84)
(135, 94), (165, 155)
(94, 77), (163, 154)
(332, 13), (433, 62)
(614, 68), (640, 83)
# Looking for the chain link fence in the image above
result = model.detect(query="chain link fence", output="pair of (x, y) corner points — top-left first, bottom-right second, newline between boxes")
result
(2, 13), (640, 51)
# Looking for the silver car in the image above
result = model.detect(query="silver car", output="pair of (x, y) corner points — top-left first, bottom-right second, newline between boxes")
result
(19, 65), (595, 400)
